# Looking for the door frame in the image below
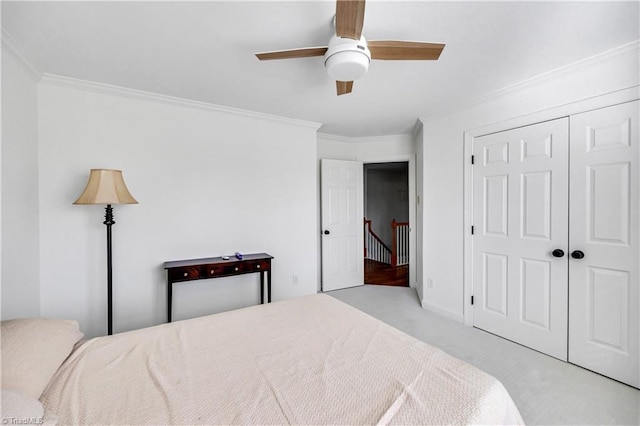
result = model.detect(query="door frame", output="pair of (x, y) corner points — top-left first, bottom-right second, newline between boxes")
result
(463, 87), (640, 326)
(360, 154), (417, 288)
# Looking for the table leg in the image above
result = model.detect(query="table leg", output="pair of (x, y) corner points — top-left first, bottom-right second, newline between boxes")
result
(260, 272), (265, 304)
(267, 270), (271, 303)
(167, 281), (172, 323)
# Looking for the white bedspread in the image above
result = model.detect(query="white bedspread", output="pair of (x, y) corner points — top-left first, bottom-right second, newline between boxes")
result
(42, 294), (524, 425)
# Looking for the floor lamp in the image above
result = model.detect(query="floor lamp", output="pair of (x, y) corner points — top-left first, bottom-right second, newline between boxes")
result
(74, 169), (138, 335)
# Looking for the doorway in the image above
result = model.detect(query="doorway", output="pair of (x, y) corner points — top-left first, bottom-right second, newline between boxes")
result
(320, 155), (417, 293)
(363, 162), (409, 287)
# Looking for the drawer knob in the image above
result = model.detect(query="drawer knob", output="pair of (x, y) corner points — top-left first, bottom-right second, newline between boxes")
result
(210, 270), (215, 274)
(256, 265), (261, 269)
(183, 272), (188, 277)
(235, 267), (239, 271)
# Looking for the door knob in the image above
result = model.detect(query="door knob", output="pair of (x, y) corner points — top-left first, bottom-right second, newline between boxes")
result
(323, 230), (330, 235)
(571, 250), (585, 259)
(551, 249), (565, 258)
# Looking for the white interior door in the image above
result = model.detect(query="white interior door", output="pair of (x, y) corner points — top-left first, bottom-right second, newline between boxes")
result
(472, 118), (569, 360)
(568, 101), (639, 388)
(321, 159), (364, 291)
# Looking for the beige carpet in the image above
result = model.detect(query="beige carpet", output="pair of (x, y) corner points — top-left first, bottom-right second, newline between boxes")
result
(327, 284), (640, 425)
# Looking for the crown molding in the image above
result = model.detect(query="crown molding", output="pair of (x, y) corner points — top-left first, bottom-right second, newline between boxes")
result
(420, 39), (640, 122)
(317, 132), (413, 144)
(411, 119), (423, 138)
(1, 28), (42, 80)
(39, 74), (322, 130)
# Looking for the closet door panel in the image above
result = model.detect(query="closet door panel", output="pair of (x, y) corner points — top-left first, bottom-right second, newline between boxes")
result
(569, 100), (639, 388)
(472, 118), (569, 360)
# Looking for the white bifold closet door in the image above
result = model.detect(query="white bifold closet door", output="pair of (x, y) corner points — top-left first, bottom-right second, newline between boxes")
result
(472, 100), (639, 388)
(472, 118), (570, 361)
(568, 101), (639, 388)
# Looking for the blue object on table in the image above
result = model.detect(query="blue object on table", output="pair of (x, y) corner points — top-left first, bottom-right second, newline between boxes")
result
(235, 252), (243, 260)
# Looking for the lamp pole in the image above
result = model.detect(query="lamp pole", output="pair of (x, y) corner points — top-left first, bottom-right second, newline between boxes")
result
(104, 204), (114, 336)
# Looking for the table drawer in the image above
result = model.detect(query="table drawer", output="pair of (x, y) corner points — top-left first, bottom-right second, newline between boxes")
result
(199, 263), (246, 277)
(245, 260), (269, 272)
(221, 263), (244, 275)
(204, 265), (224, 277)
(169, 266), (200, 282)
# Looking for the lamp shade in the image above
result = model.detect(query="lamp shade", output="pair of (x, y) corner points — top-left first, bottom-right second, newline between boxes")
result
(73, 169), (138, 205)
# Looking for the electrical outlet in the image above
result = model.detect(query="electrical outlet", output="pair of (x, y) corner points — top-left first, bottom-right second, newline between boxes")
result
(427, 277), (434, 288)
(292, 275), (299, 285)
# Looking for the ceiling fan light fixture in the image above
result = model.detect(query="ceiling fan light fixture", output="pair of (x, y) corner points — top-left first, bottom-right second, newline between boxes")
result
(324, 36), (371, 82)
(255, 0), (446, 95)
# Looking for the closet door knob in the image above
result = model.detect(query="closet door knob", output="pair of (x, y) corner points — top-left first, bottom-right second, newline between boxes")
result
(571, 250), (585, 259)
(552, 249), (565, 258)
(323, 230), (330, 235)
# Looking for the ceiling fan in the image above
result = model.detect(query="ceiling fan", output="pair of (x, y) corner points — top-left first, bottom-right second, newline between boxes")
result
(255, 0), (445, 96)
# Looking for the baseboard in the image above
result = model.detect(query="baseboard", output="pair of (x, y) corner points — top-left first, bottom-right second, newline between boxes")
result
(421, 300), (464, 323)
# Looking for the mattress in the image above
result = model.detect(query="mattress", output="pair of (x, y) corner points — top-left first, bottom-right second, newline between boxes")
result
(41, 294), (524, 425)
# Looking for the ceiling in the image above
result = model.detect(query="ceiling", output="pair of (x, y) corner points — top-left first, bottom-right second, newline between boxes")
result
(2, 1), (638, 137)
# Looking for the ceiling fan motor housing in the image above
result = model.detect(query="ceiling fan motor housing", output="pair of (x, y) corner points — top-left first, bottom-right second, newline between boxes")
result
(324, 35), (371, 82)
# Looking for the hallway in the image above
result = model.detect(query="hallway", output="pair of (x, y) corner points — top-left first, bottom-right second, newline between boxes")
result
(364, 259), (408, 287)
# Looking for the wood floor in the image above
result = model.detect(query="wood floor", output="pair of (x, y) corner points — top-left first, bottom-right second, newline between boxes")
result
(364, 259), (408, 287)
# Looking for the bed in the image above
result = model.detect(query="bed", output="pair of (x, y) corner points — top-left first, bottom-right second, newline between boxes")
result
(2, 294), (524, 425)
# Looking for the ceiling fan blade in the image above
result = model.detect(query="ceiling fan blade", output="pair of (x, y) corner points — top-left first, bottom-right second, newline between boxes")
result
(255, 47), (328, 61)
(336, 81), (354, 96)
(368, 41), (445, 60)
(335, 0), (366, 40)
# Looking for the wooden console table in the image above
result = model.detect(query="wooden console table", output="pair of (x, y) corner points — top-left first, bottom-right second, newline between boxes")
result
(164, 253), (273, 323)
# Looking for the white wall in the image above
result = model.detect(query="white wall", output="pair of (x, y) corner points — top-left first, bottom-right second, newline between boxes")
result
(419, 42), (640, 321)
(318, 134), (415, 160)
(37, 78), (320, 337)
(1, 44), (41, 319)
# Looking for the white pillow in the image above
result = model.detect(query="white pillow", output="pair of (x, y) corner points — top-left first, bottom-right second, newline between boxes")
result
(1, 318), (83, 399)
(1, 388), (44, 419)
(0, 389), (57, 426)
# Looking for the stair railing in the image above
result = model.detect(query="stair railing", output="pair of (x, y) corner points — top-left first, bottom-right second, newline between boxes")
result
(391, 219), (410, 267)
(364, 218), (391, 265)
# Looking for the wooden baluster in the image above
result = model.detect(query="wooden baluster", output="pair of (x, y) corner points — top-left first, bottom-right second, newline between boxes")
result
(391, 219), (397, 267)
(363, 218), (367, 258)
